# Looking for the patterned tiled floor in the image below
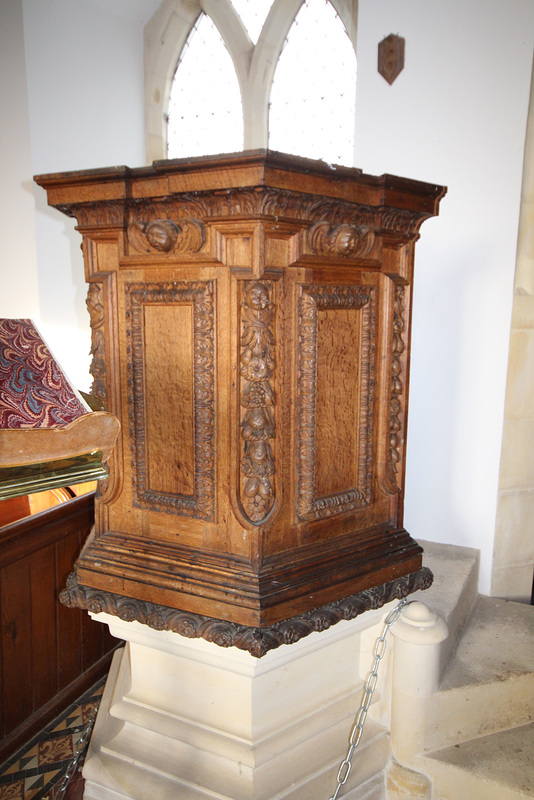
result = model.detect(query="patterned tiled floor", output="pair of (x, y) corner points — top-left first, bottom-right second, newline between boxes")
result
(0, 679), (105, 800)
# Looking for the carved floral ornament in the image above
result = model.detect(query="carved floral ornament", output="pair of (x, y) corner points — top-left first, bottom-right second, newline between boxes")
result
(60, 567), (433, 658)
(86, 282), (106, 403)
(239, 281), (276, 525)
(387, 285), (406, 491)
(57, 189), (428, 246)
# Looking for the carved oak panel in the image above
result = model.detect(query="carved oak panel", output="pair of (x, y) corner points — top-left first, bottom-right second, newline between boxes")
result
(125, 281), (215, 520)
(296, 284), (376, 521)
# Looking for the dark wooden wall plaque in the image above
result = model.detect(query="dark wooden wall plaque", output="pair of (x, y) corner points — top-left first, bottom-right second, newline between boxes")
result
(35, 151), (446, 633)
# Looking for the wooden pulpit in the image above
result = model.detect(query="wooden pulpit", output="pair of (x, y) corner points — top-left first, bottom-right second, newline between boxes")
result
(36, 151), (446, 656)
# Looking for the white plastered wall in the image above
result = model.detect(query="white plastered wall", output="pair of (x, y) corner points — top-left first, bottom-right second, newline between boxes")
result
(355, 0), (534, 593)
(0, 0), (157, 391)
(0, 0), (40, 324)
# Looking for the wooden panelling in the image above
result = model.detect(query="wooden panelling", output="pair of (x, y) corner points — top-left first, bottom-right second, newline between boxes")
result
(1, 558), (32, 735)
(126, 281), (216, 520)
(296, 284), (375, 522)
(30, 544), (58, 709)
(0, 492), (118, 762)
(56, 533), (83, 691)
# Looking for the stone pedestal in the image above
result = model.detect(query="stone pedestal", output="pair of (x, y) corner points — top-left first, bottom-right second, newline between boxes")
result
(83, 609), (394, 800)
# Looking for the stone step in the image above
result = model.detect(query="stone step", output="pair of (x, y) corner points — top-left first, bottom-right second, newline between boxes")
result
(412, 539), (480, 678)
(85, 722), (391, 800)
(421, 722), (534, 800)
(423, 595), (534, 751)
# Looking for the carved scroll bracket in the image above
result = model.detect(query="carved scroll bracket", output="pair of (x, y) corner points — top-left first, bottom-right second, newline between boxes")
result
(380, 208), (430, 240)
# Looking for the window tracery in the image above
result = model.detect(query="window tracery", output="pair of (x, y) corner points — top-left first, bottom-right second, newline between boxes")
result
(144, 0), (358, 165)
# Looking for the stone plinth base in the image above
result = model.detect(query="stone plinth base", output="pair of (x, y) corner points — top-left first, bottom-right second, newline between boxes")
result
(82, 609), (394, 800)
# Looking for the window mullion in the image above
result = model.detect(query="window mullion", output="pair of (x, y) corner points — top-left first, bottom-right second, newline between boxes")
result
(244, 0), (304, 150)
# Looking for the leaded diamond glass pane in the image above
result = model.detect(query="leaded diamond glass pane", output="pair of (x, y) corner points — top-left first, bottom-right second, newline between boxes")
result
(167, 14), (243, 158)
(268, 0), (356, 166)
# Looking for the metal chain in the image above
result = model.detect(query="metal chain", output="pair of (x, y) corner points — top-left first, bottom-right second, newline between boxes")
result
(327, 598), (409, 800)
(44, 708), (97, 800)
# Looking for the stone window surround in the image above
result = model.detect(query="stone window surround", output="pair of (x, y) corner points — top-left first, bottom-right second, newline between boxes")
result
(143, 0), (359, 164)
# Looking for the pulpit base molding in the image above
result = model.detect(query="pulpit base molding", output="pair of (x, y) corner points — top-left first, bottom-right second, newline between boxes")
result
(61, 567), (432, 657)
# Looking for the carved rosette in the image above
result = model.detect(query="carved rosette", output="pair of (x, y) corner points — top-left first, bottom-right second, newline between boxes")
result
(126, 281), (215, 520)
(387, 285), (406, 490)
(60, 567), (433, 658)
(86, 282), (107, 404)
(239, 281), (276, 524)
(296, 285), (376, 521)
(127, 218), (204, 254)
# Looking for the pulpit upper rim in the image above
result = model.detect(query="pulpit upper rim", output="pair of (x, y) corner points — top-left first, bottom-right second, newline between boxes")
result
(34, 149), (447, 215)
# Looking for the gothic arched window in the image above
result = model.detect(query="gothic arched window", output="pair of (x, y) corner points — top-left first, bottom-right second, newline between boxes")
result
(268, 1), (356, 165)
(167, 13), (244, 158)
(145, 0), (358, 166)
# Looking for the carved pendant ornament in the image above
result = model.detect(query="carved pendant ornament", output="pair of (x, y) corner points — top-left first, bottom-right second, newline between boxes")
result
(86, 282), (107, 404)
(127, 218), (204, 254)
(239, 281), (276, 524)
(387, 285), (406, 490)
